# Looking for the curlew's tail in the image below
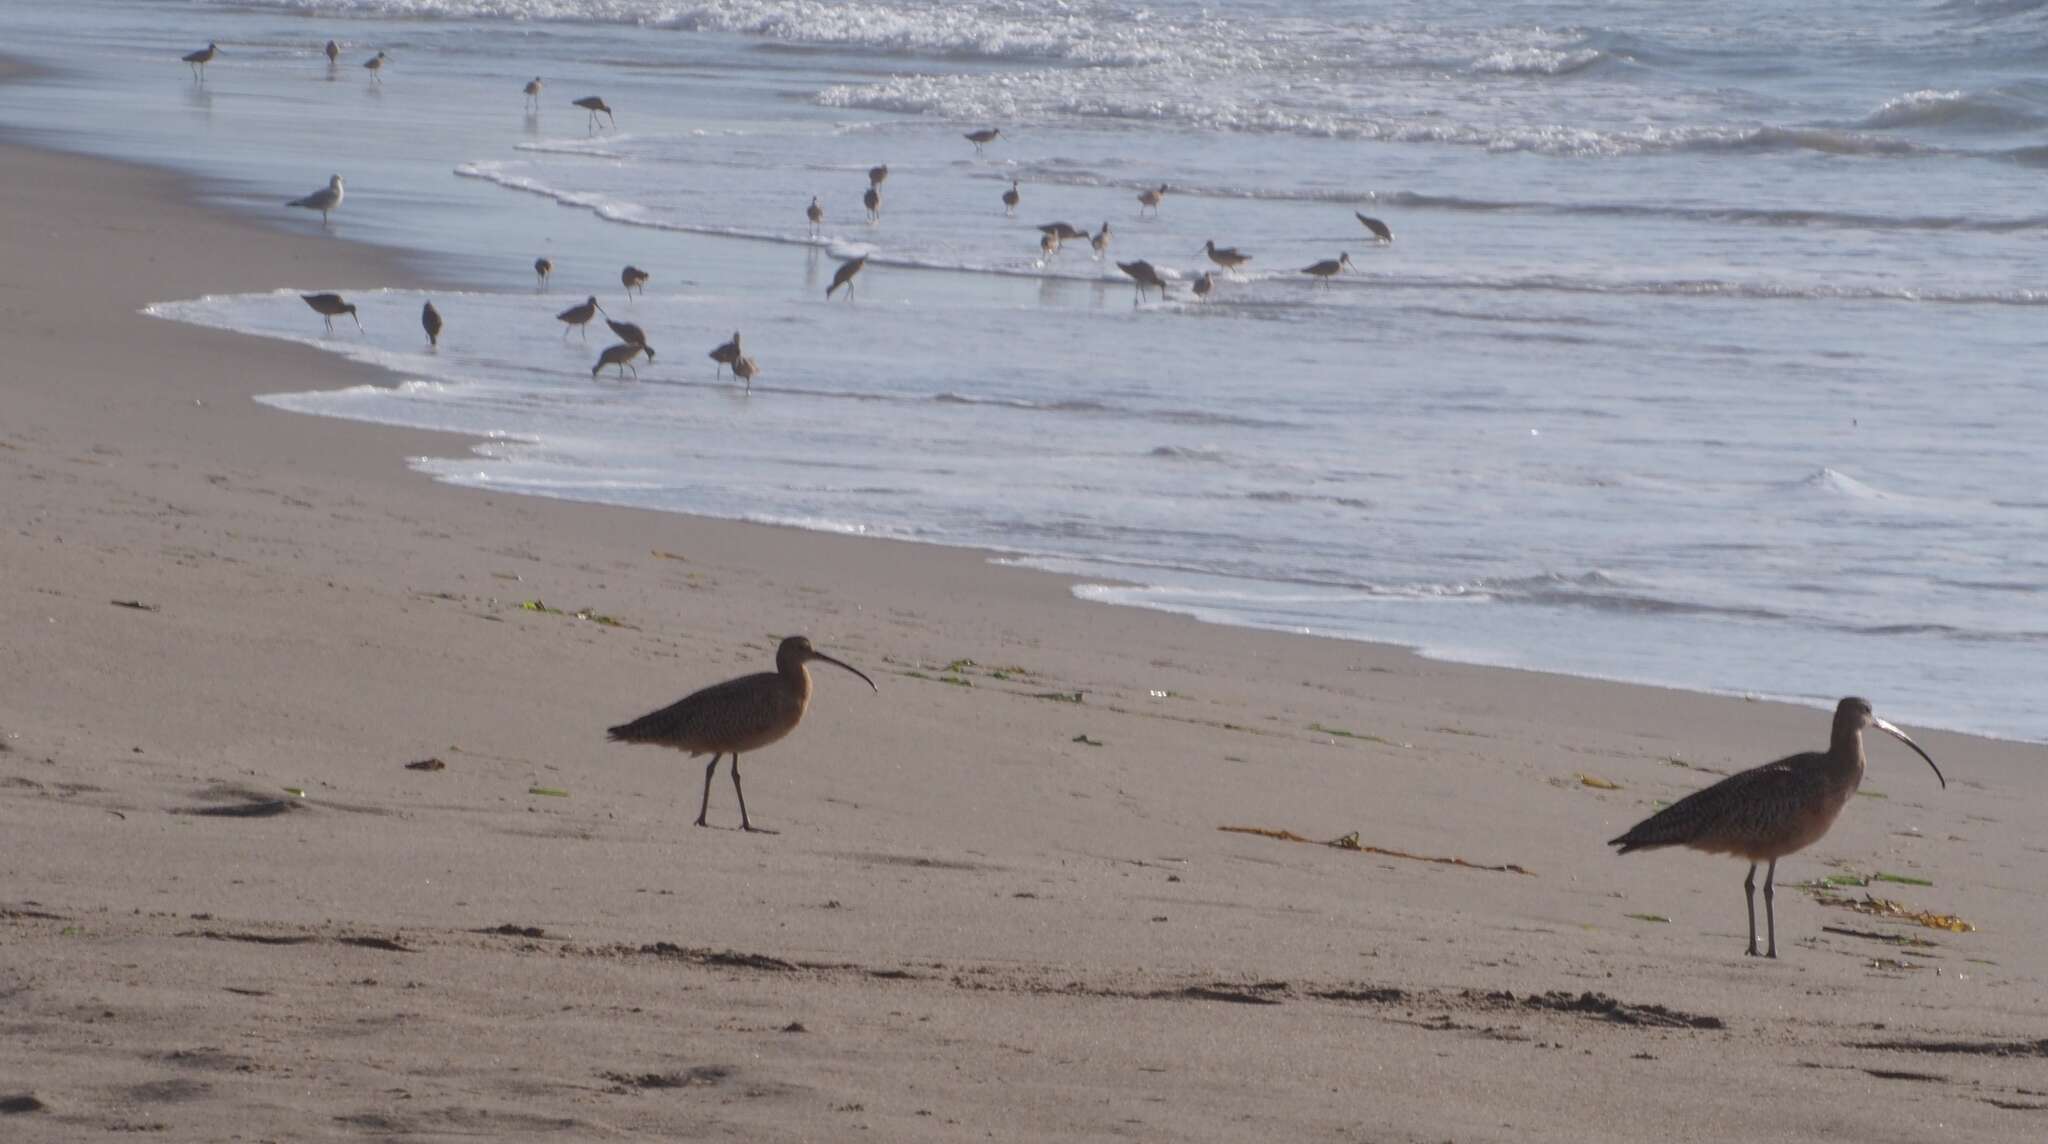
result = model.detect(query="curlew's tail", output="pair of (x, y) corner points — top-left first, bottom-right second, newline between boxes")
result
(1607, 811), (1688, 854)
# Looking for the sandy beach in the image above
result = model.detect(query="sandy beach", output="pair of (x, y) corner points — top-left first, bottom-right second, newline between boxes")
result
(3, 128), (2047, 1141)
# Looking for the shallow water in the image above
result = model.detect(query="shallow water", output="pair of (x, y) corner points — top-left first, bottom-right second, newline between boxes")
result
(7, 0), (2046, 739)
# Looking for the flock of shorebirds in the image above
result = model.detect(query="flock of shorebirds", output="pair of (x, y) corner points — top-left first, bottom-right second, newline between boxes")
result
(198, 41), (1947, 962)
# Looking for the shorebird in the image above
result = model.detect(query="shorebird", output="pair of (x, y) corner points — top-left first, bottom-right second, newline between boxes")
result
(524, 77), (544, 110)
(286, 175), (345, 225)
(1302, 253), (1354, 285)
(965, 127), (1002, 152)
(868, 163), (889, 188)
(573, 95), (614, 132)
(1038, 232), (1061, 261)
(363, 50), (387, 83)
(606, 317), (656, 360)
(1201, 239), (1251, 272)
(182, 42), (219, 82)
(1089, 221), (1112, 260)
(421, 301), (442, 347)
(806, 196), (823, 236)
(606, 635), (877, 832)
(324, 40), (339, 65)
(1002, 180), (1020, 216)
(1610, 697), (1944, 959)
(731, 354), (760, 392)
(300, 293), (361, 334)
(827, 255), (866, 300)
(863, 185), (881, 223)
(1037, 221), (1086, 243)
(556, 295), (605, 340)
(709, 331), (741, 377)
(1356, 212), (1394, 243)
(621, 265), (649, 297)
(1117, 259), (1167, 304)
(1137, 183), (1168, 217)
(534, 257), (553, 287)
(1193, 271), (1215, 301)
(592, 342), (643, 379)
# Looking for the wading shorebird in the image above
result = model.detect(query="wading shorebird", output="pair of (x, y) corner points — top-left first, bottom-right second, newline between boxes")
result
(1037, 221), (1086, 243)
(182, 42), (219, 82)
(573, 95), (614, 132)
(1610, 697), (1944, 959)
(1037, 231), (1061, 261)
(1201, 239), (1251, 272)
(1193, 271), (1215, 301)
(301, 293), (362, 334)
(286, 174), (345, 225)
(868, 163), (889, 188)
(533, 256), (553, 287)
(363, 50), (387, 83)
(523, 77), (544, 110)
(606, 317), (656, 360)
(826, 255), (867, 300)
(731, 354), (760, 392)
(709, 331), (741, 377)
(620, 265), (649, 297)
(1002, 180), (1020, 216)
(1356, 212), (1394, 243)
(1137, 183), (1168, 217)
(1117, 259), (1167, 304)
(1089, 222), (1112, 260)
(421, 301), (442, 347)
(324, 40), (339, 65)
(965, 127), (1002, 152)
(606, 635), (877, 832)
(863, 185), (881, 223)
(806, 196), (823, 236)
(1301, 253), (1354, 285)
(592, 341), (643, 379)
(556, 295), (605, 340)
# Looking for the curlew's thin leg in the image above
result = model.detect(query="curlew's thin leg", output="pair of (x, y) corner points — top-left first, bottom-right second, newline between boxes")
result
(730, 754), (755, 831)
(694, 754), (720, 827)
(1763, 858), (1779, 959)
(1742, 863), (1760, 957)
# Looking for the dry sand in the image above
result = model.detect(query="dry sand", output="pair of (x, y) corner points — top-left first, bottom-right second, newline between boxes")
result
(2, 136), (2046, 1141)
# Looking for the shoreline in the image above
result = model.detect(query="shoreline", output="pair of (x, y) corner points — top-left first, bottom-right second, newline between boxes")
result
(6, 66), (2048, 1143)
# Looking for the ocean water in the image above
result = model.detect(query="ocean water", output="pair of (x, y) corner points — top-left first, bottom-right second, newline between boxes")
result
(4, 0), (2046, 739)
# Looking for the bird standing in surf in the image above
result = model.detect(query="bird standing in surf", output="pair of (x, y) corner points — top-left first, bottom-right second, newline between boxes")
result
(421, 301), (442, 348)
(182, 42), (219, 82)
(301, 293), (362, 334)
(827, 255), (867, 300)
(286, 175), (345, 225)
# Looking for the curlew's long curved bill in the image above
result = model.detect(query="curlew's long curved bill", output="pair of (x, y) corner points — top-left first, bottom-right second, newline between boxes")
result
(1874, 717), (1944, 789)
(810, 651), (878, 692)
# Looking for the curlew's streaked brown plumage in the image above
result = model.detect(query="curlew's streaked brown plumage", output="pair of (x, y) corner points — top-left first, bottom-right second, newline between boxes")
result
(300, 292), (362, 334)
(607, 635), (876, 832)
(286, 174), (344, 225)
(731, 354), (760, 392)
(524, 76), (543, 110)
(1116, 259), (1167, 304)
(806, 196), (823, 237)
(1089, 222), (1111, 260)
(421, 301), (442, 347)
(324, 40), (339, 65)
(863, 185), (881, 224)
(1193, 271), (1215, 301)
(534, 256), (553, 288)
(868, 163), (889, 188)
(573, 95), (614, 132)
(1201, 239), (1250, 272)
(709, 331), (741, 377)
(1356, 212), (1394, 243)
(964, 127), (1002, 152)
(606, 318), (655, 360)
(1002, 179), (1020, 216)
(1301, 252), (1353, 286)
(1610, 697), (1944, 959)
(556, 295), (605, 340)
(592, 341), (644, 379)
(826, 255), (867, 300)
(363, 50), (386, 82)
(1037, 221), (1086, 242)
(182, 42), (219, 82)
(1137, 183), (1168, 217)
(620, 265), (649, 297)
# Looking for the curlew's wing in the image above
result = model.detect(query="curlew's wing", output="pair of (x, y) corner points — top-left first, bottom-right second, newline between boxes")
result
(1608, 754), (1821, 854)
(607, 672), (780, 751)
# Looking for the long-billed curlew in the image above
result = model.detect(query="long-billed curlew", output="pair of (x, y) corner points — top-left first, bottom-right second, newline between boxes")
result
(573, 95), (614, 132)
(1302, 253), (1353, 285)
(524, 77), (544, 110)
(1137, 183), (1168, 217)
(1038, 221), (1086, 243)
(301, 293), (362, 334)
(592, 342), (643, 379)
(709, 331), (741, 377)
(1193, 271), (1215, 301)
(1089, 222), (1112, 260)
(421, 301), (442, 347)
(556, 295), (605, 340)
(607, 636), (877, 832)
(621, 265), (649, 297)
(827, 255), (867, 300)
(324, 40), (339, 65)
(606, 317), (656, 360)
(1117, 259), (1167, 304)
(965, 127), (1002, 152)
(1609, 697), (1944, 959)
(863, 185), (881, 224)
(286, 174), (345, 225)
(731, 354), (760, 392)
(1201, 239), (1250, 272)
(1356, 212), (1394, 243)
(363, 50), (387, 83)
(806, 196), (823, 237)
(868, 163), (888, 188)
(1002, 180), (1020, 216)
(534, 257), (553, 288)
(182, 42), (219, 82)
